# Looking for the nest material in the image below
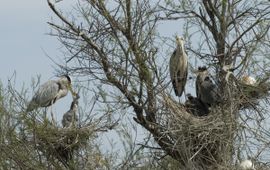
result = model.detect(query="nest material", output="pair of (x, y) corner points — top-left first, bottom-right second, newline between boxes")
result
(160, 94), (236, 169)
(34, 122), (95, 167)
(238, 81), (270, 109)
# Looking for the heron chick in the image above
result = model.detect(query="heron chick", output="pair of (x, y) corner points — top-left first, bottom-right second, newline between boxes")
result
(185, 93), (209, 116)
(26, 75), (75, 112)
(196, 67), (220, 107)
(62, 94), (79, 128)
(169, 36), (188, 97)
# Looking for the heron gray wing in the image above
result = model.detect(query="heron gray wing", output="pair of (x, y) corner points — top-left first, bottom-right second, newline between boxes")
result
(169, 51), (178, 94)
(200, 78), (221, 105)
(33, 80), (60, 107)
(169, 51), (177, 82)
(196, 76), (200, 98)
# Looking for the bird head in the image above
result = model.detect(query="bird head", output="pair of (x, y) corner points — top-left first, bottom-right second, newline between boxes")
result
(195, 66), (209, 78)
(186, 93), (193, 100)
(60, 75), (76, 96)
(198, 66), (207, 71)
(195, 67), (211, 86)
(176, 36), (185, 46)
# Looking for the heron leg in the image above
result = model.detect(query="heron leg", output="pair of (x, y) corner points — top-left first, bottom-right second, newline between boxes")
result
(178, 90), (187, 103)
(50, 106), (56, 126)
(184, 89), (187, 100)
(44, 108), (48, 120)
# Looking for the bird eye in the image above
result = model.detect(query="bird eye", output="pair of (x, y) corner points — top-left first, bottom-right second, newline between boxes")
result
(204, 76), (210, 81)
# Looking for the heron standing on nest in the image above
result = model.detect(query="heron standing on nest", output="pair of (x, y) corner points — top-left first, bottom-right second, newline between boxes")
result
(26, 75), (75, 112)
(196, 67), (220, 107)
(62, 94), (79, 128)
(169, 36), (188, 97)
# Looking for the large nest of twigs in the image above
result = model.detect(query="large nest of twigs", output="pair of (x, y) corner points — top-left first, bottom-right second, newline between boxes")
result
(33, 122), (95, 166)
(159, 94), (237, 169)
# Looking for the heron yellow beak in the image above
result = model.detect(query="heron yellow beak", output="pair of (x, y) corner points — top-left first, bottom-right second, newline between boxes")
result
(68, 84), (76, 97)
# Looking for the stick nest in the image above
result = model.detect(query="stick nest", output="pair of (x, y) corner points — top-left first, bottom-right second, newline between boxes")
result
(34, 122), (96, 165)
(158, 94), (236, 169)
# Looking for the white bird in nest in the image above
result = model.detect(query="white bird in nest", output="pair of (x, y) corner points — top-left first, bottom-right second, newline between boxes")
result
(239, 159), (256, 170)
(222, 64), (234, 82)
(242, 75), (256, 86)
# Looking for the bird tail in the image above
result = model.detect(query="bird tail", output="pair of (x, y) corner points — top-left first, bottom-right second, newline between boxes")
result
(26, 101), (37, 112)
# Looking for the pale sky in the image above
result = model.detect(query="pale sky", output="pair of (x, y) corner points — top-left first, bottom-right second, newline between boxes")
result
(1, 0), (56, 83)
(0, 1), (185, 156)
(0, 0), (184, 112)
(0, 0), (76, 121)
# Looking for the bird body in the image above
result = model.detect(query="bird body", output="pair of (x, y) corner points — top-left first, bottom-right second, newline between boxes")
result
(196, 67), (220, 106)
(62, 100), (79, 128)
(239, 160), (255, 170)
(185, 94), (209, 116)
(195, 67), (208, 100)
(169, 36), (188, 97)
(200, 77), (219, 106)
(242, 75), (256, 86)
(26, 76), (73, 112)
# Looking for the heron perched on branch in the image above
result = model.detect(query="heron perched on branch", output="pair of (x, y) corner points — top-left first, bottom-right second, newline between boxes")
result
(62, 94), (79, 128)
(26, 75), (75, 112)
(196, 67), (220, 107)
(169, 36), (188, 97)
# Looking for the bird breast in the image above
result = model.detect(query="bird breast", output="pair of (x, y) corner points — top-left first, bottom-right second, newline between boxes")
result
(56, 87), (68, 100)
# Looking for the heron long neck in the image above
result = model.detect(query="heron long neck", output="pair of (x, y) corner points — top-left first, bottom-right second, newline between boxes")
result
(177, 42), (185, 56)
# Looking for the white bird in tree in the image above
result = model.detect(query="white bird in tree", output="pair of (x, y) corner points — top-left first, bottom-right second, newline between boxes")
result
(26, 75), (75, 112)
(242, 75), (256, 86)
(169, 36), (188, 97)
(239, 159), (255, 170)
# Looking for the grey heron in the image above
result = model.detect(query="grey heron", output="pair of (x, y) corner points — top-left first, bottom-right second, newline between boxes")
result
(185, 93), (209, 116)
(26, 75), (75, 112)
(62, 94), (79, 128)
(169, 36), (188, 97)
(196, 67), (220, 107)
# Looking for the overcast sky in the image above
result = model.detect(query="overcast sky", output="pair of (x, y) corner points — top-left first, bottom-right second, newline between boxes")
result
(0, 0), (77, 122)
(0, 0), (185, 134)
(1, 1), (57, 84)
(0, 0), (182, 83)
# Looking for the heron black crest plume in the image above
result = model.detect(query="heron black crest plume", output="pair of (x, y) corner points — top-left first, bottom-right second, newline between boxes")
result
(198, 66), (207, 71)
(63, 75), (71, 83)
